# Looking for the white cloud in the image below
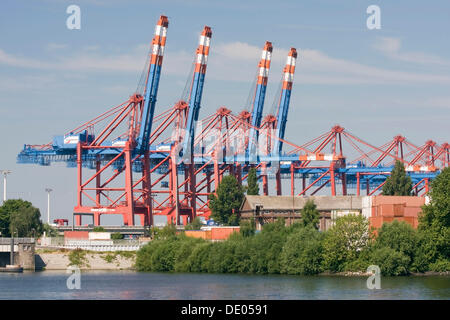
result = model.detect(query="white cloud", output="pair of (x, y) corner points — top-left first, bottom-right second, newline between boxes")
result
(1, 40), (450, 87)
(373, 37), (450, 66)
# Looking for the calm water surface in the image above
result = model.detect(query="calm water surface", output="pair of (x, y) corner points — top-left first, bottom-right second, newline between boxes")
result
(0, 271), (449, 300)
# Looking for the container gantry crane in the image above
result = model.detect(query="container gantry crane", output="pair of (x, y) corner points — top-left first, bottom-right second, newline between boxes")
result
(16, 15), (447, 227)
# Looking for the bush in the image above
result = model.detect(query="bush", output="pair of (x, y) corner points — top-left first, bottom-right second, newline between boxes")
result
(239, 219), (256, 237)
(184, 217), (203, 230)
(375, 221), (417, 264)
(92, 226), (106, 232)
(429, 259), (450, 272)
(369, 247), (410, 276)
(280, 226), (323, 275)
(111, 232), (123, 240)
(322, 214), (371, 272)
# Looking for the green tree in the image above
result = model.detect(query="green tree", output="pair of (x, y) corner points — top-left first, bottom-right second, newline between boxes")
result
(240, 218), (256, 237)
(280, 226), (324, 275)
(415, 167), (450, 271)
(322, 214), (371, 272)
(375, 220), (417, 262)
(92, 226), (106, 232)
(246, 167), (259, 195)
(372, 220), (417, 274)
(301, 199), (320, 229)
(208, 175), (244, 225)
(370, 247), (410, 276)
(382, 160), (412, 196)
(111, 232), (124, 240)
(0, 199), (43, 237)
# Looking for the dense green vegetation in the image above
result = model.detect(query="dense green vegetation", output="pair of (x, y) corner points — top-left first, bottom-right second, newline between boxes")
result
(0, 199), (43, 237)
(208, 175), (244, 226)
(184, 217), (203, 230)
(246, 167), (260, 195)
(111, 232), (124, 240)
(382, 160), (412, 196)
(136, 168), (449, 276)
(300, 200), (320, 229)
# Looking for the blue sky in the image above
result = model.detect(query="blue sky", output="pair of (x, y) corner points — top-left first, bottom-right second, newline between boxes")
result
(0, 0), (449, 224)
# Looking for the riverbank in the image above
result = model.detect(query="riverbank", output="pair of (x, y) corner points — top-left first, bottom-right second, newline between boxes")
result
(35, 249), (136, 270)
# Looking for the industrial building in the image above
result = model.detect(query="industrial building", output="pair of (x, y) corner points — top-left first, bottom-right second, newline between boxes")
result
(239, 195), (427, 231)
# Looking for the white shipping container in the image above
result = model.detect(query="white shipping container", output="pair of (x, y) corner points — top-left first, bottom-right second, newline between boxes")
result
(88, 232), (111, 240)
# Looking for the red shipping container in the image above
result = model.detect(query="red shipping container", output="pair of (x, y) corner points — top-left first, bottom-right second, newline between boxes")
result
(64, 231), (89, 239)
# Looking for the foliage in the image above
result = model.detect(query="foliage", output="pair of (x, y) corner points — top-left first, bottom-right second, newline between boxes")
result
(111, 232), (124, 240)
(208, 175), (244, 226)
(68, 249), (89, 268)
(369, 247), (410, 276)
(149, 224), (177, 240)
(301, 200), (320, 229)
(134, 200), (449, 275)
(415, 167), (450, 270)
(0, 199), (43, 237)
(92, 226), (106, 232)
(42, 223), (59, 237)
(382, 160), (412, 196)
(322, 214), (371, 272)
(375, 220), (417, 263)
(429, 259), (450, 272)
(239, 218), (255, 237)
(184, 217), (203, 230)
(246, 167), (259, 195)
(280, 226), (324, 275)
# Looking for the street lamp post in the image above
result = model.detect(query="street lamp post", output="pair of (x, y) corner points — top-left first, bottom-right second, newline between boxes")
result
(0, 170), (12, 204)
(45, 188), (53, 225)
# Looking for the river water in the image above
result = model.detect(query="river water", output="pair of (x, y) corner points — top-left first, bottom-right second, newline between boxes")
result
(0, 271), (449, 300)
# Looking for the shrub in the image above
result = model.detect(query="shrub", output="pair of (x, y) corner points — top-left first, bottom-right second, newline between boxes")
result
(429, 259), (450, 272)
(280, 226), (323, 275)
(375, 221), (417, 263)
(184, 217), (203, 230)
(369, 247), (410, 276)
(111, 232), (123, 240)
(322, 214), (371, 272)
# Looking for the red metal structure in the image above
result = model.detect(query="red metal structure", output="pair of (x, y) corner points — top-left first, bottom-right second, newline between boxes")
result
(17, 16), (448, 227)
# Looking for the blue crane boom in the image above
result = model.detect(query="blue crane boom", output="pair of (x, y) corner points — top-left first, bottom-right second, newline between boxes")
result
(273, 48), (297, 155)
(246, 41), (273, 161)
(180, 26), (212, 159)
(136, 16), (169, 154)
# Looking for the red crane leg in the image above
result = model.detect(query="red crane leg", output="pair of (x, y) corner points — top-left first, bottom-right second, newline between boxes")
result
(96, 159), (101, 206)
(94, 213), (101, 226)
(262, 163), (268, 195)
(124, 143), (135, 226)
(276, 169), (282, 195)
(76, 215), (82, 226)
(236, 164), (242, 186)
(330, 165), (336, 196)
(213, 157), (220, 193)
(290, 163), (295, 196)
(366, 178), (370, 195)
(189, 162), (196, 220)
(143, 151), (152, 226)
(356, 172), (360, 196)
(341, 173), (347, 196)
(76, 142), (83, 226)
